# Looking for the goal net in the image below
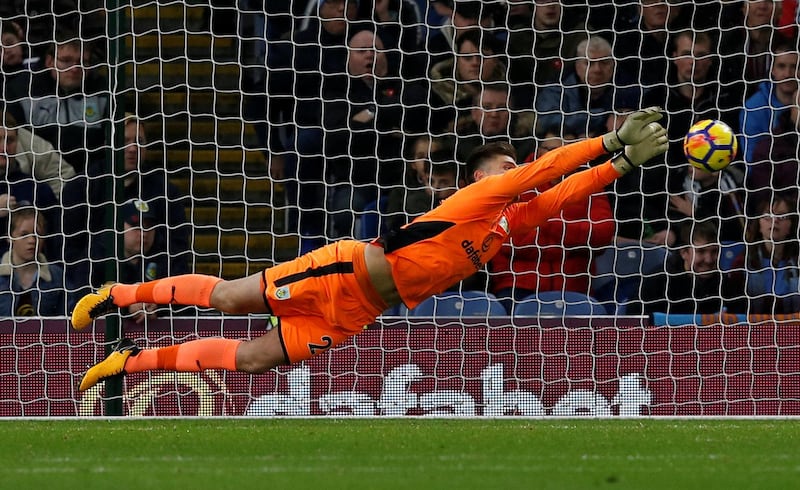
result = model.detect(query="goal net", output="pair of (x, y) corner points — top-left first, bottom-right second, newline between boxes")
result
(1, 0), (799, 416)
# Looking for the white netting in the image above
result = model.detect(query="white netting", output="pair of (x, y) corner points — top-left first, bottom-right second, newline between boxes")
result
(1, 0), (800, 416)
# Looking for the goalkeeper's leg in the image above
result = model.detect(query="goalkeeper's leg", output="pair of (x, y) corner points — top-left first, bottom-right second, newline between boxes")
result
(79, 315), (347, 391)
(71, 273), (268, 330)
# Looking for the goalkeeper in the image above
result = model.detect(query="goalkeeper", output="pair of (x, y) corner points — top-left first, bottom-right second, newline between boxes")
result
(73, 107), (668, 391)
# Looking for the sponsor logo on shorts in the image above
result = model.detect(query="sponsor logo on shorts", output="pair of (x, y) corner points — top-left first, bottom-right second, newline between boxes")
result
(275, 286), (291, 300)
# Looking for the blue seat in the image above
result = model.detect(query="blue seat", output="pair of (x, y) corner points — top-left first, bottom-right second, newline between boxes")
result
(406, 291), (507, 317)
(357, 197), (388, 240)
(651, 312), (701, 326)
(651, 312), (747, 326)
(513, 291), (608, 317)
(719, 241), (745, 271)
(591, 242), (668, 315)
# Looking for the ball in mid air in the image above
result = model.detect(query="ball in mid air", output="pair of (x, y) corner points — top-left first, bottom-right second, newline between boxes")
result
(683, 119), (738, 172)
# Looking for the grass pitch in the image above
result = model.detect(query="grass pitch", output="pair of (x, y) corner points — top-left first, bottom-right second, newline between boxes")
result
(2, 418), (799, 490)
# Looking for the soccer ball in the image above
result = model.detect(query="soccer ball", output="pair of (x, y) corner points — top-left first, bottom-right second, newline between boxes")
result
(683, 119), (738, 172)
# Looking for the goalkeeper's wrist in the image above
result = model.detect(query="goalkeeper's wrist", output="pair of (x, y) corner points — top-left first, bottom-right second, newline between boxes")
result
(602, 131), (623, 153)
(611, 151), (638, 175)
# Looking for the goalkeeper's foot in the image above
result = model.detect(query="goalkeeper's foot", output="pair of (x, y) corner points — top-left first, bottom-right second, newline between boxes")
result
(71, 284), (118, 330)
(79, 338), (141, 391)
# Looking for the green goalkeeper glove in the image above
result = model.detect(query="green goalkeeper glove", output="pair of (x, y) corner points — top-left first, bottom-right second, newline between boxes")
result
(611, 122), (669, 175)
(602, 106), (664, 152)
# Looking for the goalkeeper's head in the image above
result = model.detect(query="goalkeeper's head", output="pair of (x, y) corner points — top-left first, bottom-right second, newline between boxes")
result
(464, 142), (517, 184)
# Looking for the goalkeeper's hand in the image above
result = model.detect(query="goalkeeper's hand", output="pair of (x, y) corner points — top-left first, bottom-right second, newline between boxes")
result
(602, 106), (664, 152)
(611, 122), (669, 175)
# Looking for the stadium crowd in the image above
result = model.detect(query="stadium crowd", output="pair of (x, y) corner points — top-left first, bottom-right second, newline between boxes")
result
(1, 0), (800, 319)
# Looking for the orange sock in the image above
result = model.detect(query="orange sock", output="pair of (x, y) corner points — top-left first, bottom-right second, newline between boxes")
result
(125, 338), (241, 373)
(111, 275), (222, 308)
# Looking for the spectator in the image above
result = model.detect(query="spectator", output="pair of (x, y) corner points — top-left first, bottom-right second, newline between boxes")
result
(429, 29), (507, 121)
(525, 126), (578, 161)
(0, 110), (61, 258)
(12, 33), (109, 173)
(778, 0), (799, 39)
(0, 21), (32, 104)
(627, 221), (744, 316)
(535, 35), (640, 138)
(606, 109), (680, 247)
(729, 192), (800, 315)
(357, 0), (423, 72)
(62, 114), (190, 293)
(506, 0), (589, 98)
(93, 199), (195, 322)
(739, 39), (799, 163)
(386, 154), (463, 231)
(452, 82), (535, 162)
(641, 31), (725, 165)
(719, 0), (785, 115)
(0, 207), (72, 316)
(385, 135), (453, 231)
(748, 85), (800, 206)
(614, 0), (686, 89)
(489, 145), (615, 314)
(324, 28), (429, 238)
(1, 105), (76, 201)
(264, 0), (358, 248)
(424, 1), (497, 70)
(669, 163), (746, 244)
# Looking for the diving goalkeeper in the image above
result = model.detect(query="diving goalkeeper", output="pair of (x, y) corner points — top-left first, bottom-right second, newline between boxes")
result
(73, 107), (668, 391)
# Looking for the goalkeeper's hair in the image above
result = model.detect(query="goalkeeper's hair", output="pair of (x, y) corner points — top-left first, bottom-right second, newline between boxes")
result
(465, 141), (517, 184)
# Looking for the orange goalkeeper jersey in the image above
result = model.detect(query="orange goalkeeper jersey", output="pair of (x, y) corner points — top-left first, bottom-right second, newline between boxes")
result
(374, 136), (621, 308)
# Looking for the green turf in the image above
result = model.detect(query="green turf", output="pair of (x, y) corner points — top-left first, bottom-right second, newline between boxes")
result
(1, 419), (799, 490)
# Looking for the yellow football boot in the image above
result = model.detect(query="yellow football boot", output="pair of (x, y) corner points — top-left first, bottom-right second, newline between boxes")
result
(71, 285), (117, 330)
(79, 338), (140, 391)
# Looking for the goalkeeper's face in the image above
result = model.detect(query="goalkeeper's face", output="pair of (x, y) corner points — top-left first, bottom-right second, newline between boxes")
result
(473, 155), (517, 182)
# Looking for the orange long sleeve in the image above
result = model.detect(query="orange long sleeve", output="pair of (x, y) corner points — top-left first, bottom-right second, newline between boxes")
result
(478, 136), (608, 200)
(516, 160), (619, 231)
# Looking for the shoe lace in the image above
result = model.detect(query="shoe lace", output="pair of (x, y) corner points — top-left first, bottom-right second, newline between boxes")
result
(88, 294), (116, 318)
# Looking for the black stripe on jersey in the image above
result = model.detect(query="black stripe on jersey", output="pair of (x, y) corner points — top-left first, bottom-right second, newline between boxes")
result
(377, 221), (455, 253)
(273, 262), (355, 287)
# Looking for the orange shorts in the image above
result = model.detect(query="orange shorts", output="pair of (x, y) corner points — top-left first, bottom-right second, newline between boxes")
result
(261, 240), (387, 363)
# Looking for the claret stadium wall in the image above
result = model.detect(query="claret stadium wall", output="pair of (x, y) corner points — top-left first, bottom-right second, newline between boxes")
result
(3, 318), (800, 417)
(1, 1), (800, 417)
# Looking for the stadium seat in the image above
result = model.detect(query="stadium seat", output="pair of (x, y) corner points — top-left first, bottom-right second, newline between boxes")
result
(513, 291), (608, 317)
(651, 313), (701, 326)
(406, 291), (507, 317)
(719, 241), (745, 271)
(591, 242), (668, 315)
(357, 197), (388, 240)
